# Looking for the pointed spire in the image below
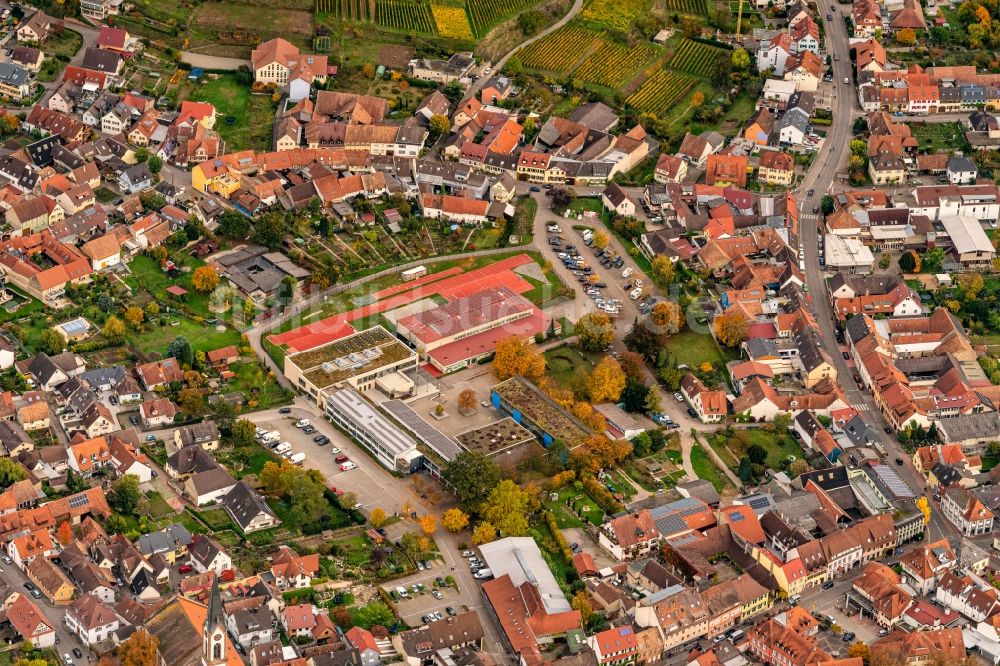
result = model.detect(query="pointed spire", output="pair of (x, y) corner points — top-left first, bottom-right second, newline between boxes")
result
(206, 574), (224, 632)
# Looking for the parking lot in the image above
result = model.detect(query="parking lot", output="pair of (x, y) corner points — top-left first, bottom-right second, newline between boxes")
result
(388, 565), (468, 626)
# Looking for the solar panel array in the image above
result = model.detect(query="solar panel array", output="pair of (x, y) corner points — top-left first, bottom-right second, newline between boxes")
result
(68, 493), (90, 509)
(871, 464), (915, 499)
(381, 400), (462, 462)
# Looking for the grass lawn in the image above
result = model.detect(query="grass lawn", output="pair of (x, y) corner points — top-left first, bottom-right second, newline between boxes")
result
(981, 455), (998, 472)
(566, 198), (603, 216)
(37, 56), (65, 83)
(691, 441), (733, 492)
(542, 498), (584, 528)
(909, 121), (971, 153)
(43, 29), (83, 58)
(333, 534), (371, 567)
(144, 491), (174, 519)
(709, 428), (808, 471)
(550, 486), (606, 526)
(222, 361), (291, 410)
(528, 522), (575, 595)
(608, 469), (638, 500)
(196, 507), (235, 531)
(667, 329), (732, 371)
(544, 345), (594, 391)
(95, 187), (118, 204)
(187, 75), (277, 152)
(130, 316), (242, 358)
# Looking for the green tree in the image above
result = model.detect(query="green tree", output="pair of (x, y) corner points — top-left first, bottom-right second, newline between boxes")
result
(620, 378), (650, 413)
(923, 247), (945, 273)
(251, 212), (287, 249)
(111, 474), (141, 515)
(442, 451), (501, 513)
(288, 471), (329, 528)
(147, 155), (163, 174)
(850, 139), (867, 156)
(167, 336), (194, 367)
(737, 456), (754, 483)
(36, 328), (64, 355)
(352, 602), (395, 629)
(0, 457), (27, 490)
(898, 250), (917, 272)
(773, 412), (792, 432)
(217, 210), (251, 239)
(731, 47), (751, 70)
(134, 147), (149, 163)
(231, 419), (256, 447)
(747, 443), (767, 465)
(518, 8), (546, 34)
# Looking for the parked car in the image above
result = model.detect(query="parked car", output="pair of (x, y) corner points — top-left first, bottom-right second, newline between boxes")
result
(687, 407), (698, 418)
(674, 392), (684, 402)
(295, 419), (310, 428)
(895, 457), (904, 465)
(179, 564), (193, 574)
(842, 351), (850, 359)
(72, 650), (83, 660)
(432, 590), (443, 599)
(278, 407), (292, 414)
(340, 462), (357, 471)
(822, 580), (834, 590)
(129, 414), (140, 426)
(335, 455), (349, 463)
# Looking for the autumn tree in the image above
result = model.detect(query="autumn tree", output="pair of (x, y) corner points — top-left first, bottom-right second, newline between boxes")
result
(124, 306), (144, 329)
(958, 271), (984, 299)
(428, 114), (451, 137)
(56, 521), (73, 546)
(362, 63), (375, 78)
(117, 630), (159, 666)
(618, 351), (645, 381)
(479, 480), (536, 537)
(691, 91), (705, 108)
(472, 521), (497, 545)
(492, 336), (546, 382)
(458, 388), (477, 412)
(650, 301), (684, 335)
(571, 434), (632, 474)
(370, 507), (387, 528)
(714, 312), (749, 347)
(848, 643), (871, 666)
(592, 230), (610, 250)
(192, 266), (220, 293)
(443, 451), (501, 513)
(419, 514), (438, 536)
(576, 312), (614, 352)
(651, 255), (675, 286)
(442, 507), (470, 532)
(587, 357), (626, 402)
(102, 315), (125, 341)
(896, 27), (916, 45)
(571, 590), (594, 625)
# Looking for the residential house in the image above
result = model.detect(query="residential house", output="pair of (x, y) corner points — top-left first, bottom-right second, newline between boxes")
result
(188, 535), (231, 576)
(680, 374), (727, 423)
(758, 150), (795, 186)
(174, 421), (221, 451)
(64, 593), (120, 644)
(224, 481), (280, 534)
(184, 467), (236, 507)
(6, 595), (55, 648)
(598, 509), (661, 561)
(26, 557), (75, 605)
(138, 398), (177, 427)
(603, 183), (636, 217)
(941, 486), (993, 536)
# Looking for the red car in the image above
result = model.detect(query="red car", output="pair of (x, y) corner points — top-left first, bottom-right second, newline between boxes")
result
(335, 455), (349, 464)
(178, 564), (193, 574)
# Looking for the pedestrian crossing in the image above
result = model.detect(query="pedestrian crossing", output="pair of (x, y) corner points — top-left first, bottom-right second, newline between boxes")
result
(852, 403), (871, 412)
(801, 213), (819, 224)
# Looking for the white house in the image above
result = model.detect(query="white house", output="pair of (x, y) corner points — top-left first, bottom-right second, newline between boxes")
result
(756, 33), (793, 76)
(602, 183), (636, 217)
(941, 487), (994, 536)
(947, 157), (978, 185)
(64, 593), (120, 645)
(189, 535), (232, 576)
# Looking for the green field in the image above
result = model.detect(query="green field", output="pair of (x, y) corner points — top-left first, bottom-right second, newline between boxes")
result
(544, 345), (594, 391)
(709, 428), (808, 472)
(187, 75), (277, 152)
(908, 122), (972, 153)
(665, 329), (731, 371)
(691, 442), (733, 492)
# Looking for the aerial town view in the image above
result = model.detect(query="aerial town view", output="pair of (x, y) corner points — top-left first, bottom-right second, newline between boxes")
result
(0, 0), (993, 663)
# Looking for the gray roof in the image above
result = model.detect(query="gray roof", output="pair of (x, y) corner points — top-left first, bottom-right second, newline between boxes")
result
(648, 496), (711, 535)
(136, 523), (193, 556)
(947, 156), (977, 173)
(841, 413), (876, 447)
(188, 467), (236, 495)
(224, 481), (277, 531)
(568, 102), (619, 131)
(775, 107), (810, 134)
(675, 479), (721, 507)
(79, 365), (127, 389)
(937, 411), (1000, 444)
(188, 535), (223, 567)
(0, 61), (29, 87)
(81, 47), (121, 74)
(744, 337), (779, 359)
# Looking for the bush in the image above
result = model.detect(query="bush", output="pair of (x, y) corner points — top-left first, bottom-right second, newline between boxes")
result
(581, 474), (623, 513)
(545, 470), (576, 491)
(544, 510), (573, 562)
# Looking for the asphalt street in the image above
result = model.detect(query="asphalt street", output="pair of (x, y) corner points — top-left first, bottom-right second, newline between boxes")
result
(794, 0), (954, 543)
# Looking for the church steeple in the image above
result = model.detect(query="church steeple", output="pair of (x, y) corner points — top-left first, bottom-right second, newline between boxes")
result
(203, 576), (226, 666)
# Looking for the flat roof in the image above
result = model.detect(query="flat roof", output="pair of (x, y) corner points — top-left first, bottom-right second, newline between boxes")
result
(288, 326), (417, 389)
(492, 376), (592, 449)
(941, 215), (994, 254)
(478, 536), (571, 614)
(825, 234), (875, 267)
(381, 399), (462, 461)
(427, 309), (549, 368)
(455, 417), (535, 457)
(325, 388), (415, 459)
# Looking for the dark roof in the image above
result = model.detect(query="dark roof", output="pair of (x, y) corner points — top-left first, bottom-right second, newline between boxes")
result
(81, 47), (121, 74)
(223, 481), (277, 531)
(166, 445), (218, 477)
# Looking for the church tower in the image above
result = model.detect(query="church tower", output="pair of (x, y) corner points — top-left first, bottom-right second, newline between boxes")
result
(203, 577), (226, 666)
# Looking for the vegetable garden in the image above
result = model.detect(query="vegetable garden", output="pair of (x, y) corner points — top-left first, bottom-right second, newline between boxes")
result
(515, 25), (602, 73)
(574, 42), (656, 88)
(467, 0), (537, 36)
(318, 0), (376, 20)
(376, 0), (436, 31)
(430, 1), (475, 38)
(625, 69), (696, 114)
(660, 0), (709, 14)
(669, 38), (727, 77)
(581, 0), (647, 31)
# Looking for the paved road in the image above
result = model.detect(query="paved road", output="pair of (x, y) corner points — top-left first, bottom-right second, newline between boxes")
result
(35, 18), (99, 108)
(462, 0), (584, 103)
(794, 0), (953, 543)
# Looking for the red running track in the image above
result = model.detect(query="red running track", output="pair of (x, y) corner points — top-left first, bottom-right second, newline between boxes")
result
(374, 266), (464, 299)
(269, 253), (536, 353)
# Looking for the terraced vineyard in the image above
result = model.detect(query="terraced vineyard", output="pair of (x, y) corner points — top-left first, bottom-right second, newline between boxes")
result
(626, 69), (696, 114)
(660, 0), (709, 14)
(670, 38), (727, 77)
(515, 25), (604, 73)
(430, 1), (475, 38)
(467, 0), (536, 36)
(376, 0), (436, 30)
(318, 0), (375, 20)
(574, 42), (654, 88)
(581, 0), (646, 30)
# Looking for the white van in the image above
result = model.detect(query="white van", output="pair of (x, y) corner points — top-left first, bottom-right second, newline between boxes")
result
(473, 568), (493, 579)
(629, 287), (643, 300)
(274, 442), (292, 455)
(289, 452), (306, 465)
(622, 267), (634, 278)
(260, 431), (280, 444)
